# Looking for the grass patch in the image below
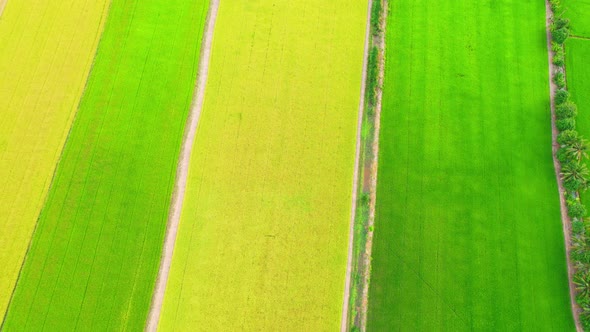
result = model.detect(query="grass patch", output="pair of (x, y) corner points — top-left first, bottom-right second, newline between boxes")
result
(2, 0), (209, 330)
(367, 0), (574, 330)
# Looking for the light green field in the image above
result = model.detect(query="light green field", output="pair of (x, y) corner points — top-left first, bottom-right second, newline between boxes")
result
(158, 0), (367, 330)
(0, 0), (109, 320)
(368, 0), (574, 330)
(561, 0), (590, 38)
(566, 38), (590, 207)
(2, 0), (209, 330)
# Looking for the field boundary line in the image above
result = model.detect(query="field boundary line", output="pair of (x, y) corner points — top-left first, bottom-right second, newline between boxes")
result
(145, 0), (220, 330)
(570, 34), (590, 41)
(341, 0), (373, 330)
(545, 1), (583, 330)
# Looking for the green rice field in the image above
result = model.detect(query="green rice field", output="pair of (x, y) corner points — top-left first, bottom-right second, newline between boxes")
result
(561, 0), (590, 38)
(367, 0), (574, 330)
(566, 37), (590, 207)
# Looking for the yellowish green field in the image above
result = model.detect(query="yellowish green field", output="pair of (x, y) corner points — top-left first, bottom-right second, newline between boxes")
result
(158, 0), (368, 330)
(1, 0), (210, 330)
(0, 0), (109, 319)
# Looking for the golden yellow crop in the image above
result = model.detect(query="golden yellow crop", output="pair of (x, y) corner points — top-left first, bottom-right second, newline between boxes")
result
(159, 0), (368, 330)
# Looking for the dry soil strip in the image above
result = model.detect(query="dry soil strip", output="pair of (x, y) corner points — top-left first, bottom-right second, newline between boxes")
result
(341, 1), (374, 330)
(545, 1), (583, 330)
(145, 0), (219, 330)
(0, 0), (7, 19)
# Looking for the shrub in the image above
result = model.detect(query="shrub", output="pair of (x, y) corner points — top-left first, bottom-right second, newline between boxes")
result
(573, 220), (586, 235)
(572, 245), (590, 265)
(556, 101), (578, 119)
(370, 0), (382, 33)
(366, 46), (379, 106)
(581, 313), (590, 332)
(553, 53), (565, 66)
(568, 200), (588, 219)
(554, 17), (570, 30)
(558, 130), (579, 145)
(565, 178), (584, 192)
(554, 71), (566, 89)
(557, 147), (571, 163)
(552, 42), (566, 66)
(549, 0), (561, 12)
(555, 89), (570, 105)
(552, 27), (569, 44)
(557, 117), (575, 131)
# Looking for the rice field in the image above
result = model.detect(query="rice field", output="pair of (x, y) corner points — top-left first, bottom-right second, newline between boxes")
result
(565, 36), (590, 207)
(1, 0), (209, 330)
(0, 0), (583, 330)
(0, 0), (110, 319)
(367, 0), (574, 330)
(157, 0), (367, 330)
(561, 0), (590, 38)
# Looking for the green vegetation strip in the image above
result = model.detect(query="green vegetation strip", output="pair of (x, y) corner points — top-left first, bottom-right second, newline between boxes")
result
(566, 40), (590, 211)
(553, 0), (590, 326)
(346, 0), (386, 330)
(566, 39), (590, 330)
(367, 0), (574, 330)
(2, 0), (209, 330)
(158, 0), (367, 330)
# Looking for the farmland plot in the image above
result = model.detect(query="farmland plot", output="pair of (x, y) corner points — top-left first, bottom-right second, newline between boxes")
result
(566, 39), (590, 207)
(2, 0), (209, 330)
(561, 0), (590, 38)
(0, 0), (110, 320)
(367, 0), (574, 330)
(158, 0), (368, 330)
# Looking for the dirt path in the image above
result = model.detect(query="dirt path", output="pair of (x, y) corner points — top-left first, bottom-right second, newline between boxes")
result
(341, 1), (374, 330)
(0, 0), (7, 19)
(544, 1), (583, 331)
(145, 1), (220, 330)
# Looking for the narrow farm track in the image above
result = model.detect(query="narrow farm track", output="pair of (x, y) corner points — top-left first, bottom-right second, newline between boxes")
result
(360, 2), (387, 330)
(340, 0), (373, 329)
(545, 1), (583, 330)
(146, 0), (219, 330)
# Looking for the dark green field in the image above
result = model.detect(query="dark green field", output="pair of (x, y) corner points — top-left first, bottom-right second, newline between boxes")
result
(2, 0), (209, 330)
(367, 0), (574, 330)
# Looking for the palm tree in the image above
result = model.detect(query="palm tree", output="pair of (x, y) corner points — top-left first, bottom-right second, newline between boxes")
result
(561, 162), (589, 184)
(575, 268), (590, 300)
(568, 138), (590, 162)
